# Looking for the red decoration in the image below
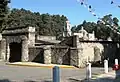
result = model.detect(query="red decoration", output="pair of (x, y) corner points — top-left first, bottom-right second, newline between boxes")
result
(112, 64), (120, 70)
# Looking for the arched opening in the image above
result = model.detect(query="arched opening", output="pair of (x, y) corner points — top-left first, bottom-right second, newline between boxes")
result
(9, 42), (22, 62)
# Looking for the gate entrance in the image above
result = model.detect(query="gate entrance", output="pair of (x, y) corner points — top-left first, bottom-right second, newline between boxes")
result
(9, 42), (22, 62)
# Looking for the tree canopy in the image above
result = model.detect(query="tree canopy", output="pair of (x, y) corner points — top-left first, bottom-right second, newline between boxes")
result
(1, 2), (120, 41)
(0, 0), (10, 32)
(72, 14), (120, 41)
(6, 8), (68, 40)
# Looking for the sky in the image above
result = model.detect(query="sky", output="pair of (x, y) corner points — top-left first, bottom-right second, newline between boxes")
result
(10, 0), (120, 26)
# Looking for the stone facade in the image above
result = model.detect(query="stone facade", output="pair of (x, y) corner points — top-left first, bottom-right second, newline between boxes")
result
(44, 46), (52, 64)
(76, 42), (104, 67)
(29, 47), (44, 63)
(70, 48), (79, 67)
(73, 26), (95, 41)
(1, 26), (36, 62)
(28, 27), (35, 47)
(0, 25), (119, 68)
(51, 46), (70, 65)
(0, 39), (6, 61)
(21, 36), (29, 61)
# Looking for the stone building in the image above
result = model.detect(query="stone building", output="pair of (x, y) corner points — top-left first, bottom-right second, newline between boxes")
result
(0, 25), (119, 68)
(73, 26), (95, 41)
(0, 26), (72, 65)
(1, 26), (36, 62)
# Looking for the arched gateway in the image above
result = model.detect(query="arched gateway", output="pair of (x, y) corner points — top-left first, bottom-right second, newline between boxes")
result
(2, 26), (35, 62)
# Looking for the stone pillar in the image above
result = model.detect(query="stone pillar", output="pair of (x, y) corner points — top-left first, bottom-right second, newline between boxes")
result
(70, 48), (79, 67)
(21, 37), (29, 62)
(28, 27), (35, 47)
(86, 63), (92, 80)
(44, 46), (51, 64)
(0, 39), (6, 61)
(104, 60), (108, 73)
(115, 59), (118, 65)
(6, 43), (10, 62)
(73, 35), (79, 47)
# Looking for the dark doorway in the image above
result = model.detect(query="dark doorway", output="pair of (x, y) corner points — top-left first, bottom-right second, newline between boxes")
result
(9, 42), (22, 62)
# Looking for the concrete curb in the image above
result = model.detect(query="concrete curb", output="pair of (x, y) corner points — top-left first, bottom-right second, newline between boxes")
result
(6, 62), (77, 69)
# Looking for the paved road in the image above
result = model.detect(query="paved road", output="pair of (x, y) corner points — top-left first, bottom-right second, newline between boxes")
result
(0, 62), (112, 82)
(83, 71), (120, 82)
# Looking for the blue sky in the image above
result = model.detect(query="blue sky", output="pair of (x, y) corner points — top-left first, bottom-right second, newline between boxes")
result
(10, 0), (120, 26)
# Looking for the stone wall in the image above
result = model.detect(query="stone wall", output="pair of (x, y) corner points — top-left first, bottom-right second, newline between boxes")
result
(0, 39), (6, 61)
(28, 27), (35, 47)
(37, 35), (56, 41)
(29, 46), (52, 64)
(29, 47), (44, 63)
(76, 41), (120, 67)
(78, 42), (95, 67)
(70, 48), (79, 67)
(43, 46), (52, 64)
(51, 46), (70, 65)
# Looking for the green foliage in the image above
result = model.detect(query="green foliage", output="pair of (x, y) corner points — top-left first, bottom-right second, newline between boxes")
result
(113, 17), (119, 26)
(73, 14), (120, 41)
(71, 25), (77, 32)
(6, 8), (68, 40)
(0, 0), (10, 32)
(3, 7), (120, 41)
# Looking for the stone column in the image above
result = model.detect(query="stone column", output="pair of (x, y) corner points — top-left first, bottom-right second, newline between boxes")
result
(70, 48), (79, 67)
(28, 27), (35, 47)
(6, 43), (10, 62)
(0, 39), (6, 61)
(21, 37), (29, 62)
(44, 46), (51, 64)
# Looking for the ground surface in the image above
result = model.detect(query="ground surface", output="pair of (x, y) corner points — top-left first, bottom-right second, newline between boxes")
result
(0, 62), (112, 82)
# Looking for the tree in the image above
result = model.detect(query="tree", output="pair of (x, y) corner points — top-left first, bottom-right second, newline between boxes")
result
(71, 25), (77, 32)
(6, 8), (68, 40)
(0, 0), (10, 32)
(113, 17), (119, 27)
(102, 14), (113, 25)
(73, 14), (120, 41)
(7, 8), (39, 28)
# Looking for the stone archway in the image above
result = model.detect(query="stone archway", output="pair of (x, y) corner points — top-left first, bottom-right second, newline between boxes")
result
(9, 42), (22, 62)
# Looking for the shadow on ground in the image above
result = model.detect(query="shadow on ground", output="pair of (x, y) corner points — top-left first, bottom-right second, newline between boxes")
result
(0, 79), (52, 82)
(0, 79), (11, 82)
(68, 78), (82, 82)
(68, 77), (120, 82)
(24, 81), (37, 82)
(24, 81), (52, 82)
(0, 78), (119, 82)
